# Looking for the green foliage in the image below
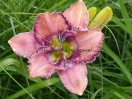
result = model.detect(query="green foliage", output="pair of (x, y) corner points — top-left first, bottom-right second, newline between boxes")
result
(0, 0), (132, 99)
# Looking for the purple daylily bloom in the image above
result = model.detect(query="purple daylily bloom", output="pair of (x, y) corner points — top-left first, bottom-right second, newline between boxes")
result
(8, 0), (104, 95)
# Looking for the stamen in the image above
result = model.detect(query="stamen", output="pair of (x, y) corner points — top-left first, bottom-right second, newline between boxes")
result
(58, 34), (66, 44)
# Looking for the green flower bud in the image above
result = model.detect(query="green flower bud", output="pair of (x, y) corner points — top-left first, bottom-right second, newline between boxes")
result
(88, 7), (97, 22)
(89, 6), (113, 30)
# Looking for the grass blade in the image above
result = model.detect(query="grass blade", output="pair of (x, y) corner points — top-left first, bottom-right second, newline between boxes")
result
(103, 43), (132, 84)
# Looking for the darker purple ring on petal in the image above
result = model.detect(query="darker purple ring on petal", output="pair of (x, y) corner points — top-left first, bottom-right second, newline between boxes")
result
(61, 30), (75, 38)
(74, 26), (88, 32)
(69, 51), (100, 64)
(55, 12), (72, 31)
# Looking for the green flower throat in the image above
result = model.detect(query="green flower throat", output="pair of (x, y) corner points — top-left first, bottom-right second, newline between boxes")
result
(50, 35), (74, 61)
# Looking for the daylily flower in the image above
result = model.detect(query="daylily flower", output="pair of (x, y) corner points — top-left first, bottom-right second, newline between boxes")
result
(8, 0), (104, 95)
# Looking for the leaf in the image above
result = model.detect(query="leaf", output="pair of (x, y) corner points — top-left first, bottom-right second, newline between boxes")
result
(4, 78), (60, 99)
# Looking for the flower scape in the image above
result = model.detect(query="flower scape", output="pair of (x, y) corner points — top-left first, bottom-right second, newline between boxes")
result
(8, 0), (104, 95)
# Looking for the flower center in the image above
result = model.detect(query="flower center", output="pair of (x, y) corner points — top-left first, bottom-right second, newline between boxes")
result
(50, 35), (74, 61)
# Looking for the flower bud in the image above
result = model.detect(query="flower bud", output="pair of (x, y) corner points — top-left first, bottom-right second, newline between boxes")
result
(89, 6), (113, 30)
(88, 7), (97, 22)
